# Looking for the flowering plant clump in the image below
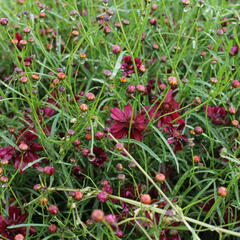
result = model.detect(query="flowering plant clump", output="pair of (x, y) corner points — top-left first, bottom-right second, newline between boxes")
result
(0, 0), (239, 239)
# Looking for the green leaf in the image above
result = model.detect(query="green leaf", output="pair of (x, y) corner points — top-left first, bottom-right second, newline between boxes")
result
(121, 138), (162, 164)
(152, 126), (179, 172)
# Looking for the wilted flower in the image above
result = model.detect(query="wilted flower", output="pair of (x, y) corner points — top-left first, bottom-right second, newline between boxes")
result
(12, 32), (24, 50)
(72, 165), (85, 179)
(164, 123), (188, 152)
(88, 147), (108, 167)
(121, 56), (145, 77)
(204, 106), (229, 125)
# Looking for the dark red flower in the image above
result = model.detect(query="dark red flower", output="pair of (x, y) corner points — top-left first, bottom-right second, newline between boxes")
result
(120, 184), (142, 201)
(41, 98), (57, 117)
(13, 32), (23, 50)
(0, 205), (36, 239)
(146, 90), (184, 128)
(102, 183), (113, 194)
(109, 104), (146, 141)
(164, 123), (188, 152)
(24, 56), (34, 66)
(72, 165), (85, 179)
(0, 146), (15, 162)
(118, 184), (143, 218)
(121, 56), (145, 77)
(88, 147), (108, 167)
(204, 105), (229, 125)
(0, 128), (44, 172)
(14, 129), (44, 171)
(200, 198), (239, 224)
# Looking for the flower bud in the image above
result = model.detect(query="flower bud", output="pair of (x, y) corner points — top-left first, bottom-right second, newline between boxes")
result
(136, 84), (146, 93)
(43, 166), (55, 176)
(232, 120), (239, 127)
(97, 191), (108, 203)
(67, 129), (75, 135)
(86, 92), (95, 101)
(95, 131), (105, 140)
(85, 133), (92, 140)
(127, 85), (136, 93)
(39, 12), (46, 18)
(232, 80), (240, 88)
(120, 77), (127, 83)
(168, 76), (178, 85)
(57, 72), (66, 80)
(229, 106), (236, 114)
(48, 224), (57, 233)
(0, 176), (8, 183)
(20, 76), (28, 83)
(193, 155), (201, 163)
(151, 4), (158, 10)
(149, 18), (157, 25)
(217, 186), (227, 197)
(112, 45), (121, 54)
(182, 0), (190, 4)
(0, 18), (9, 25)
(48, 205), (59, 215)
(23, 27), (31, 33)
(194, 126), (204, 134)
(19, 40), (27, 46)
(39, 197), (48, 205)
(72, 139), (81, 146)
(79, 53), (87, 58)
(230, 45), (239, 56)
(80, 104), (88, 112)
(32, 74), (40, 80)
(115, 143), (124, 151)
(71, 30), (79, 36)
(19, 142), (29, 151)
(82, 148), (90, 156)
(155, 173), (166, 182)
(115, 230), (124, 237)
(115, 163), (123, 171)
(105, 214), (117, 226)
(91, 209), (105, 222)
(72, 191), (84, 200)
(210, 77), (218, 83)
(140, 194), (151, 204)
(118, 173), (125, 181)
(14, 234), (25, 240)
(33, 184), (42, 191)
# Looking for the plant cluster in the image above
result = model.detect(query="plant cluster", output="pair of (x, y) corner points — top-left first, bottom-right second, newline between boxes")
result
(0, 0), (239, 239)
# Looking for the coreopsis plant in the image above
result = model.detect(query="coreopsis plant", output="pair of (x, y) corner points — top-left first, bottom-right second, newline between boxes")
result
(0, 0), (239, 239)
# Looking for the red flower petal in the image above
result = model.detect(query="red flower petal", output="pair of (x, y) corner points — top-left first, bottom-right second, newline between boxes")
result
(124, 104), (133, 120)
(110, 107), (126, 122)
